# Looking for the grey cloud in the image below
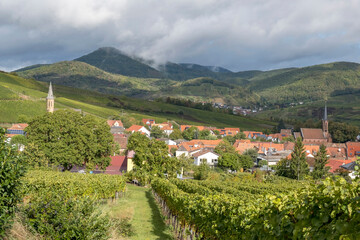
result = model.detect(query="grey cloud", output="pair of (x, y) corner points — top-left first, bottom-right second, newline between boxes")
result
(1, 0), (360, 71)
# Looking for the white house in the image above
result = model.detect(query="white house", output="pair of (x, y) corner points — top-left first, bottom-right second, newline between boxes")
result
(192, 149), (220, 166)
(126, 125), (150, 137)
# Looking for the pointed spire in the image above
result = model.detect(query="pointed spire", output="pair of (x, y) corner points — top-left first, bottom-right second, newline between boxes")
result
(324, 101), (328, 121)
(47, 82), (54, 99)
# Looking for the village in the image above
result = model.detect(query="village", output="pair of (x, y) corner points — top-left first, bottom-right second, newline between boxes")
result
(5, 83), (360, 179)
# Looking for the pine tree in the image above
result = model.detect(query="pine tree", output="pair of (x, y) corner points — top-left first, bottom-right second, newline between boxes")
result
(312, 144), (329, 179)
(290, 137), (309, 180)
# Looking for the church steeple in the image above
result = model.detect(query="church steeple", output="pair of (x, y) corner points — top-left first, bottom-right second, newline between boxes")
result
(322, 101), (328, 135)
(46, 82), (54, 113)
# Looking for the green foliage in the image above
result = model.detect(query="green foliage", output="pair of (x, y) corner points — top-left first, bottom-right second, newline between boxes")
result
(152, 176), (360, 239)
(127, 132), (180, 178)
(258, 159), (268, 167)
(182, 126), (198, 140)
(0, 128), (25, 237)
(243, 148), (258, 162)
(22, 194), (111, 240)
(169, 128), (182, 140)
(10, 134), (27, 147)
(289, 137), (309, 180)
(23, 170), (126, 200)
(215, 141), (254, 170)
(329, 121), (360, 143)
(193, 163), (211, 180)
(150, 125), (165, 138)
(312, 144), (330, 179)
(25, 110), (114, 170)
(218, 152), (241, 171)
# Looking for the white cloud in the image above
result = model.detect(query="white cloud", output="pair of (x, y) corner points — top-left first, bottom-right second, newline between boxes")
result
(1, 0), (360, 71)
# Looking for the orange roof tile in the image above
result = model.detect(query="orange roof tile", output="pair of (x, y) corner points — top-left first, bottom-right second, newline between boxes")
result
(107, 120), (123, 128)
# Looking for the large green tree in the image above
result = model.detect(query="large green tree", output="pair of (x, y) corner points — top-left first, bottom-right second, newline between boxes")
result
(215, 141), (254, 170)
(329, 121), (359, 143)
(169, 129), (182, 140)
(312, 144), (330, 179)
(182, 126), (198, 140)
(25, 110), (114, 171)
(150, 126), (164, 139)
(290, 137), (309, 180)
(127, 132), (180, 178)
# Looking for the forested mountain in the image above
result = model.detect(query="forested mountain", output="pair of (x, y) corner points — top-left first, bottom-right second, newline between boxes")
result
(75, 47), (163, 78)
(14, 47), (360, 125)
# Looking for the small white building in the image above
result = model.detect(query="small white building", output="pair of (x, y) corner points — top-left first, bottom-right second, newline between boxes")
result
(126, 125), (150, 137)
(192, 149), (220, 166)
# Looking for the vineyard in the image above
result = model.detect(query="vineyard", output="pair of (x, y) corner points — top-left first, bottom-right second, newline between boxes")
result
(152, 175), (360, 239)
(12, 170), (127, 239)
(23, 170), (126, 200)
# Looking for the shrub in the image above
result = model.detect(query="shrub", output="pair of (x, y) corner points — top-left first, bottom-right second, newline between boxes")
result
(193, 163), (211, 180)
(21, 193), (111, 240)
(0, 127), (25, 237)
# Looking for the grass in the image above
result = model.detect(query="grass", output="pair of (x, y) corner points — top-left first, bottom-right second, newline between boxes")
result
(102, 184), (174, 240)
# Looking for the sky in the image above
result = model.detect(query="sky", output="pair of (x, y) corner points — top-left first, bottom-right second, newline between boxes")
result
(1, 0), (360, 72)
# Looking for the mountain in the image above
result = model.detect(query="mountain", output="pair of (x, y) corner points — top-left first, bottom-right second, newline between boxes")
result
(16, 61), (174, 97)
(74, 47), (163, 78)
(205, 66), (232, 73)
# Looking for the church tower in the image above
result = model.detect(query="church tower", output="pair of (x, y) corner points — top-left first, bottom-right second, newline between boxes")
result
(322, 101), (328, 135)
(46, 82), (54, 113)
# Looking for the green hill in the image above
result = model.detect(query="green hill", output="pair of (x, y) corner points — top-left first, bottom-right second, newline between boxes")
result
(159, 77), (259, 106)
(249, 62), (360, 104)
(0, 71), (275, 130)
(16, 61), (174, 97)
(15, 61), (255, 106)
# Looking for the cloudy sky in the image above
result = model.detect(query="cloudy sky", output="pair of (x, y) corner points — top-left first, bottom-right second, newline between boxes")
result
(1, 0), (360, 72)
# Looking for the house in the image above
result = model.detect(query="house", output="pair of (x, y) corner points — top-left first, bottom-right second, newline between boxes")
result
(325, 143), (347, 160)
(6, 123), (28, 138)
(217, 128), (240, 137)
(175, 139), (223, 157)
(346, 142), (360, 158)
(126, 125), (150, 137)
(180, 125), (206, 132)
(340, 161), (359, 179)
(326, 159), (353, 173)
(105, 155), (127, 175)
(107, 120), (125, 134)
(233, 139), (285, 154)
(192, 149), (220, 166)
(126, 150), (135, 172)
(243, 131), (264, 139)
(297, 128), (331, 144)
(142, 119), (155, 126)
(257, 150), (292, 166)
(294, 103), (332, 143)
(152, 123), (173, 136)
(113, 134), (128, 153)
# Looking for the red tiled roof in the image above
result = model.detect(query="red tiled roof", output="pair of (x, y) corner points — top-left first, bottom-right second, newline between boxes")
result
(326, 159), (353, 173)
(8, 123), (28, 130)
(300, 128), (326, 140)
(107, 120), (123, 128)
(127, 125), (144, 132)
(142, 119), (155, 125)
(178, 139), (223, 152)
(233, 140), (284, 154)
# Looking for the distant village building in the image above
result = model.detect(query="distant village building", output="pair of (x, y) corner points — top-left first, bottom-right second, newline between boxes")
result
(294, 103), (332, 143)
(46, 82), (54, 113)
(107, 120), (125, 134)
(126, 125), (150, 137)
